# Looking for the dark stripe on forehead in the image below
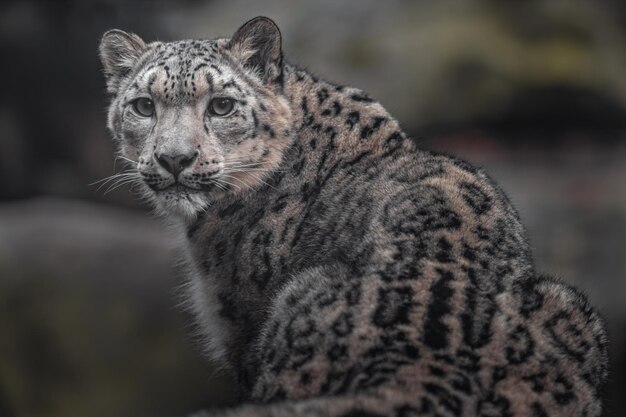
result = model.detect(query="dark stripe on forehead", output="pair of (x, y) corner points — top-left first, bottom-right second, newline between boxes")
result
(223, 79), (243, 93)
(210, 64), (223, 75)
(147, 72), (157, 88)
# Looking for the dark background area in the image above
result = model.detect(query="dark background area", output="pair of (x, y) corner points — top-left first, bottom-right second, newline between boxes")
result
(0, 1), (625, 416)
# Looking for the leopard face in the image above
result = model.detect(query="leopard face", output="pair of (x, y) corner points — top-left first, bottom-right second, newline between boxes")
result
(100, 19), (293, 220)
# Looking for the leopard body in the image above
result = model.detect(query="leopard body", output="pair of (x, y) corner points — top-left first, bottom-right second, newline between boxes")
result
(99, 17), (608, 417)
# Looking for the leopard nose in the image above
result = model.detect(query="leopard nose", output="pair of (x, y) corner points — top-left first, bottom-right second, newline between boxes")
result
(154, 152), (198, 178)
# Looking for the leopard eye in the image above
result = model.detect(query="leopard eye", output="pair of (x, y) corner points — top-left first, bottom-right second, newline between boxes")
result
(208, 97), (235, 116)
(132, 98), (155, 117)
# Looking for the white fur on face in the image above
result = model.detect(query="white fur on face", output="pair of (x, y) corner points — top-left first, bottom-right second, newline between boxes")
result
(107, 38), (293, 222)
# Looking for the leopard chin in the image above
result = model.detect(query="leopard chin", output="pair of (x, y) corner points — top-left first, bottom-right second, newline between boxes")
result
(151, 186), (213, 221)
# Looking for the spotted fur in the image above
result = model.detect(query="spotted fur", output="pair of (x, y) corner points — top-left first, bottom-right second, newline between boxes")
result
(100, 17), (608, 417)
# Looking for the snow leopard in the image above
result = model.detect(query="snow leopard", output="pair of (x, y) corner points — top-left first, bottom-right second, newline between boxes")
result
(99, 16), (608, 417)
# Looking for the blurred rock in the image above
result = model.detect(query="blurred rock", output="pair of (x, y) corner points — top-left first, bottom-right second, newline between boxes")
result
(0, 197), (236, 417)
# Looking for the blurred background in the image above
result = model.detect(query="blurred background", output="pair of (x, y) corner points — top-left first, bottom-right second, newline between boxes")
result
(0, 0), (625, 416)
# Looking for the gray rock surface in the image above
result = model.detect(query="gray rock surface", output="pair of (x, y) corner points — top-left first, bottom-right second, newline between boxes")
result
(0, 198), (235, 417)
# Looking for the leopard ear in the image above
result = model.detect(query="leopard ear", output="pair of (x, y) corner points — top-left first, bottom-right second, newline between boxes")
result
(228, 17), (283, 85)
(99, 29), (146, 93)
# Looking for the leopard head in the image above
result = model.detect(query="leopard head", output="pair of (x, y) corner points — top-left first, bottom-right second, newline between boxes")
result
(99, 17), (293, 220)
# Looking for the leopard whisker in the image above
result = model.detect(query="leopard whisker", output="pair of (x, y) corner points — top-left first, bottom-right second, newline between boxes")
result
(102, 175), (142, 195)
(216, 177), (242, 191)
(91, 171), (140, 192)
